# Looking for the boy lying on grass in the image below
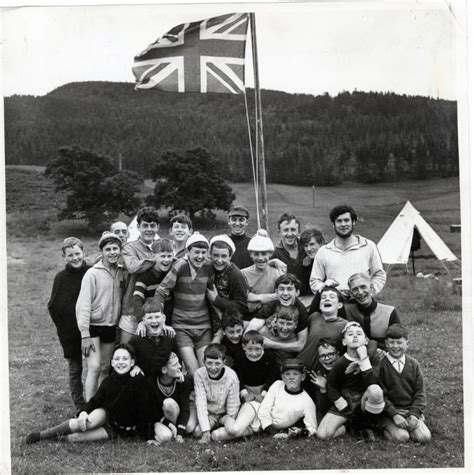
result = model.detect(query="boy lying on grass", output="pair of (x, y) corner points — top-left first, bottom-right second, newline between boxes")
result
(26, 344), (153, 444)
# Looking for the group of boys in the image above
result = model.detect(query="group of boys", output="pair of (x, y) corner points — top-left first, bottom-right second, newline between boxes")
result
(39, 203), (430, 446)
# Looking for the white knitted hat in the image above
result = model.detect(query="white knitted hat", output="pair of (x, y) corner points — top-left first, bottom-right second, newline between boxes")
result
(185, 231), (209, 249)
(210, 234), (236, 256)
(247, 229), (274, 252)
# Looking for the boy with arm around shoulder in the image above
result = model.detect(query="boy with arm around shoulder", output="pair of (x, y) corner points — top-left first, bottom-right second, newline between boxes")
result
(379, 324), (431, 443)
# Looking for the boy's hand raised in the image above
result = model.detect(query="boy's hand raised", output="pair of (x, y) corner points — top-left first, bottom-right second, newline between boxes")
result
(81, 337), (95, 357)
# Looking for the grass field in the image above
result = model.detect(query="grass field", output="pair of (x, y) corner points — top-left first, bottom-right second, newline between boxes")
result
(5, 166), (464, 472)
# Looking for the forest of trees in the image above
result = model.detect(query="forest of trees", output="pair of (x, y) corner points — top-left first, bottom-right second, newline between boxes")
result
(4, 81), (459, 186)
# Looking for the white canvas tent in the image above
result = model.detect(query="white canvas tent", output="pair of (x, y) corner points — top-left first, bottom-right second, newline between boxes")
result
(377, 201), (458, 269)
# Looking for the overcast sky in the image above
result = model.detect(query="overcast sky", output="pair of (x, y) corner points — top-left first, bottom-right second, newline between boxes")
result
(0, 0), (468, 99)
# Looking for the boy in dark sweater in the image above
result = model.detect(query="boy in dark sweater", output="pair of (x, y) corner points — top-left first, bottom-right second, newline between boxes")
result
(317, 322), (385, 440)
(379, 324), (431, 443)
(212, 308), (245, 367)
(47, 237), (90, 411)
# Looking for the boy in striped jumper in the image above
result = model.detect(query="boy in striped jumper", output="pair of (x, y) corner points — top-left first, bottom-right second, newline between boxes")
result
(379, 324), (431, 443)
(153, 232), (214, 376)
(190, 344), (240, 443)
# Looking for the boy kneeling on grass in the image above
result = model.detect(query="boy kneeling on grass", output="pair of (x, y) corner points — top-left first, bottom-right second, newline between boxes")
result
(26, 344), (151, 444)
(317, 321), (385, 440)
(189, 343), (240, 443)
(378, 324), (431, 443)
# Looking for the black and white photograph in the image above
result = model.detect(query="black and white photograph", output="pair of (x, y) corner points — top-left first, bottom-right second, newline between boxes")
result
(0, 0), (471, 472)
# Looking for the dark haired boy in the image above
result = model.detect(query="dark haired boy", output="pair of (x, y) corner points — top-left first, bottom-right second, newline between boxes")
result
(169, 214), (193, 259)
(190, 343), (240, 443)
(378, 324), (431, 443)
(227, 205), (253, 269)
(245, 273), (309, 354)
(310, 204), (386, 297)
(213, 308), (245, 367)
(120, 206), (161, 343)
(48, 237), (90, 410)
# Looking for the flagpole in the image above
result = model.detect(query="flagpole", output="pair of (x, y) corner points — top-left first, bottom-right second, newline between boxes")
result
(250, 13), (269, 232)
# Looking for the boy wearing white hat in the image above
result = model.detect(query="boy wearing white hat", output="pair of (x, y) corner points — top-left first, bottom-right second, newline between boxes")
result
(241, 230), (284, 315)
(153, 232), (214, 376)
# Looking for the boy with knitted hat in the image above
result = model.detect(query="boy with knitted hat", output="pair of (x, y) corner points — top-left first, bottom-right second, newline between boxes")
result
(153, 232), (214, 376)
(241, 230), (283, 315)
(378, 324), (431, 443)
(317, 321), (385, 440)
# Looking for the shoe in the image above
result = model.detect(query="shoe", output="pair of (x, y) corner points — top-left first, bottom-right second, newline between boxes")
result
(26, 432), (41, 444)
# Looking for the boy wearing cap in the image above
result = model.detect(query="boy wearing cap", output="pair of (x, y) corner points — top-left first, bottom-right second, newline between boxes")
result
(227, 206), (253, 269)
(317, 321), (385, 440)
(76, 232), (126, 401)
(258, 358), (317, 439)
(153, 232), (214, 376)
(378, 324), (431, 443)
(207, 234), (249, 335)
(120, 206), (161, 343)
(242, 230), (283, 314)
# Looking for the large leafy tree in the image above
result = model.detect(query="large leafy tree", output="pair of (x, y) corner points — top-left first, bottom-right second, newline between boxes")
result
(44, 145), (142, 228)
(147, 147), (235, 218)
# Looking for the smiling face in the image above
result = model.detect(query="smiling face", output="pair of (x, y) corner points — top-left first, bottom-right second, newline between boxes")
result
(211, 246), (232, 272)
(223, 323), (244, 345)
(138, 220), (159, 244)
(333, 212), (355, 239)
(155, 251), (174, 272)
(204, 356), (225, 378)
(228, 216), (248, 236)
(110, 222), (129, 246)
(349, 276), (373, 307)
(281, 368), (304, 391)
(317, 345), (338, 371)
(275, 317), (297, 340)
(143, 311), (166, 338)
(342, 324), (368, 350)
(249, 250), (272, 270)
(279, 219), (300, 248)
(169, 222), (191, 243)
(276, 282), (299, 306)
(187, 246), (208, 269)
(242, 341), (264, 362)
(111, 348), (134, 375)
(385, 336), (409, 359)
(162, 352), (183, 380)
(319, 289), (343, 315)
(303, 236), (321, 259)
(63, 244), (85, 269)
(101, 242), (121, 266)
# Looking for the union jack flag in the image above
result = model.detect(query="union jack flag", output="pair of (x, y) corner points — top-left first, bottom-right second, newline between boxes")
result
(132, 13), (250, 94)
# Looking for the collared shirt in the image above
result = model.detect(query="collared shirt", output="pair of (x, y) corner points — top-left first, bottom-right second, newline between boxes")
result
(386, 354), (406, 373)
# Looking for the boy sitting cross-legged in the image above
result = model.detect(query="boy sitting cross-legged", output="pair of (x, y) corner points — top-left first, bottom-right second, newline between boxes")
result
(317, 321), (385, 440)
(153, 232), (214, 376)
(378, 324), (431, 443)
(189, 344), (240, 443)
(257, 358), (317, 439)
(211, 330), (280, 441)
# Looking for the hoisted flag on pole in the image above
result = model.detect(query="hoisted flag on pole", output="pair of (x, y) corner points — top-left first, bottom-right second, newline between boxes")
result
(132, 13), (250, 94)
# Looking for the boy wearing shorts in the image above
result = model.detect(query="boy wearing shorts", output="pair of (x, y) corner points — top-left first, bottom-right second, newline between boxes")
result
(317, 322), (385, 440)
(153, 232), (214, 376)
(76, 232), (125, 401)
(379, 324), (431, 443)
(48, 237), (90, 410)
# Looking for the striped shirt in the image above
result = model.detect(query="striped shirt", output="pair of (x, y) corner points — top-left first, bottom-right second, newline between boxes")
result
(154, 257), (213, 329)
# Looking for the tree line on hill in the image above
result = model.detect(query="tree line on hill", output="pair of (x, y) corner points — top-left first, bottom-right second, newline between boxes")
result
(4, 81), (458, 185)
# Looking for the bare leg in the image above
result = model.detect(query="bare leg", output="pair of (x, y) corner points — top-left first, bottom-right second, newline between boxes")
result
(66, 427), (109, 442)
(410, 418), (431, 443)
(154, 422), (174, 443)
(224, 403), (257, 438)
(163, 398), (180, 424)
(316, 413), (348, 440)
(98, 341), (116, 387)
(84, 337), (102, 401)
(120, 329), (135, 344)
(180, 347), (200, 377)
